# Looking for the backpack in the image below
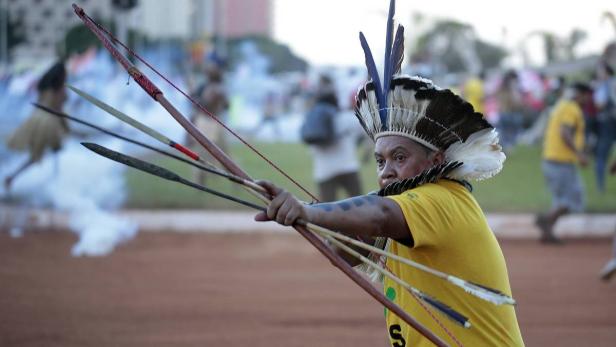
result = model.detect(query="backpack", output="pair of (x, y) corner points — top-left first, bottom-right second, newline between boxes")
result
(300, 103), (336, 145)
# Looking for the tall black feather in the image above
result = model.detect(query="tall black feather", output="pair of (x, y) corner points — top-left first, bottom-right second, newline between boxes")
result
(382, 0), (396, 100)
(390, 25), (405, 75)
(359, 32), (385, 125)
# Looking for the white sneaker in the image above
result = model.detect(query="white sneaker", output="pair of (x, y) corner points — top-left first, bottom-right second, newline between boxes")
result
(599, 258), (616, 281)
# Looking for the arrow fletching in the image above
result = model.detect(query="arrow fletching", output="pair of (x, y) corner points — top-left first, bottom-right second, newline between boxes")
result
(448, 277), (516, 306)
(413, 289), (471, 329)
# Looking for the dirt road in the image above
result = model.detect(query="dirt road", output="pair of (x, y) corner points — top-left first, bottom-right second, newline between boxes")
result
(0, 230), (614, 346)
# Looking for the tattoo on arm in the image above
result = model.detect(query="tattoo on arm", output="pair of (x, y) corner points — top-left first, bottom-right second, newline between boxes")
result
(313, 195), (380, 212)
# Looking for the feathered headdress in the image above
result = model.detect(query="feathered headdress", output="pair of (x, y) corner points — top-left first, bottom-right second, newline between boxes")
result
(354, 0), (505, 184)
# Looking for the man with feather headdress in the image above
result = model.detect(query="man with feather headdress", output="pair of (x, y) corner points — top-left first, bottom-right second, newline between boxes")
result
(255, 1), (524, 345)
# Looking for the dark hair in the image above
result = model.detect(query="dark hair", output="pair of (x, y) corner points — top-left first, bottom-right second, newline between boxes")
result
(319, 74), (333, 86)
(37, 62), (66, 92)
(503, 70), (518, 82)
(317, 91), (338, 108)
(572, 82), (592, 94)
(206, 64), (223, 83)
(602, 62), (614, 77)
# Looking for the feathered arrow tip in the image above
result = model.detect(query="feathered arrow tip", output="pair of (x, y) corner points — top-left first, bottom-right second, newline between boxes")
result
(84, 141), (476, 328)
(448, 277), (516, 306)
(413, 289), (471, 329)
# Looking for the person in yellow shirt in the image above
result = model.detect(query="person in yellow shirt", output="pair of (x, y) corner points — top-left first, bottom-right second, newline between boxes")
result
(535, 83), (592, 244)
(599, 160), (616, 280)
(462, 72), (485, 115)
(253, 2), (524, 345)
(256, 78), (524, 346)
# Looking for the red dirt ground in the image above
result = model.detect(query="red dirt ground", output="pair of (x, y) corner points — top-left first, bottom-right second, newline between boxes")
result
(0, 230), (615, 347)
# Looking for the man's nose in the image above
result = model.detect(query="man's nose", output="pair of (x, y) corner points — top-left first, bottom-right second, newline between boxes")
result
(380, 161), (396, 180)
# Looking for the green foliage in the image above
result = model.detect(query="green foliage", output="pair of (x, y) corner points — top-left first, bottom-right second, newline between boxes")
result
(524, 28), (588, 64)
(0, 8), (25, 51)
(226, 35), (308, 73)
(475, 40), (508, 70)
(62, 20), (148, 58)
(411, 19), (506, 73)
(63, 24), (100, 56)
(125, 142), (616, 212)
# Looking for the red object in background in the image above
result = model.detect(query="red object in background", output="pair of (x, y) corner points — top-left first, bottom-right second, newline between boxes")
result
(523, 91), (545, 113)
(583, 97), (599, 118)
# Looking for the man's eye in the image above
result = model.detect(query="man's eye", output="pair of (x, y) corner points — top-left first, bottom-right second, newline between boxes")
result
(395, 155), (405, 161)
(376, 159), (384, 166)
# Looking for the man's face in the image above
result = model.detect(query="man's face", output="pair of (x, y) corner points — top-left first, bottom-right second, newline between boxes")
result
(574, 91), (591, 106)
(374, 136), (442, 189)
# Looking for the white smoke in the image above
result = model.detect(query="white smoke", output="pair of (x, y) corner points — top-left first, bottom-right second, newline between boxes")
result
(0, 47), (190, 257)
(0, 138), (139, 256)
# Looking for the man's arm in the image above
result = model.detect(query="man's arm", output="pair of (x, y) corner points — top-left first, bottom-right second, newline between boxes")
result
(560, 124), (588, 166)
(254, 181), (412, 264)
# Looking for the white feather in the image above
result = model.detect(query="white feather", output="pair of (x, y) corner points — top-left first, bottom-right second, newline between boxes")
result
(445, 128), (506, 181)
(448, 276), (516, 306)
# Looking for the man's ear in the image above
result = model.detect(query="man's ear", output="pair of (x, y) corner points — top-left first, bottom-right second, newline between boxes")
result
(431, 151), (445, 166)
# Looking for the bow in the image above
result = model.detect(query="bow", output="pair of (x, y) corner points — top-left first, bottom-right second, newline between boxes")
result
(71, 4), (450, 346)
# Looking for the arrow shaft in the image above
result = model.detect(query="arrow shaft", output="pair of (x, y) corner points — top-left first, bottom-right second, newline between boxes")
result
(72, 6), (449, 346)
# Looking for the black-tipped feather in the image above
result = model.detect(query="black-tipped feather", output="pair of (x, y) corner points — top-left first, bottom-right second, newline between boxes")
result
(382, 0), (396, 98)
(377, 161), (464, 196)
(416, 291), (470, 328)
(468, 281), (508, 296)
(389, 25), (405, 75)
(359, 32), (385, 126)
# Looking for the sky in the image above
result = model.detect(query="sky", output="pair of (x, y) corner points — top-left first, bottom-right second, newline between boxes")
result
(273, 0), (615, 67)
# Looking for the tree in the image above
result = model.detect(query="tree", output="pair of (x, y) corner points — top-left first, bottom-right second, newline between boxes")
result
(564, 29), (587, 60)
(601, 11), (616, 37)
(522, 28), (587, 65)
(62, 20), (147, 59)
(0, 8), (26, 54)
(410, 19), (507, 74)
(226, 35), (308, 74)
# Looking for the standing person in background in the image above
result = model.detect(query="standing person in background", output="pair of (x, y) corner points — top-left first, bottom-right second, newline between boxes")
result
(535, 83), (592, 244)
(599, 161), (616, 281)
(260, 91), (281, 138)
(302, 75), (362, 202)
(543, 76), (567, 109)
(462, 71), (485, 115)
(497, 70), (524, 151)
(190, 64), (229, 186)
(4, 62), (68, 192)
(592, 62), (616, 194)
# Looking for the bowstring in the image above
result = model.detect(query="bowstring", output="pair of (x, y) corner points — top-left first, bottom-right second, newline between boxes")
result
(85, 13), (319, 203)
(84, 13), (465, 345)
(384, 262), (463, 347)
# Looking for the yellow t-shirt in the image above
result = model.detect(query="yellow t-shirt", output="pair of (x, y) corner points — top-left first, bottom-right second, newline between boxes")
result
(542, 99), (585, 163)
(384, 180), (524, 347)
(463, 78), (485, 114)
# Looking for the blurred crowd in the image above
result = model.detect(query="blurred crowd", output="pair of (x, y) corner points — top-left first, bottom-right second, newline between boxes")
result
(1, 22), (615, 280)
(459, 62), (616, 194)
